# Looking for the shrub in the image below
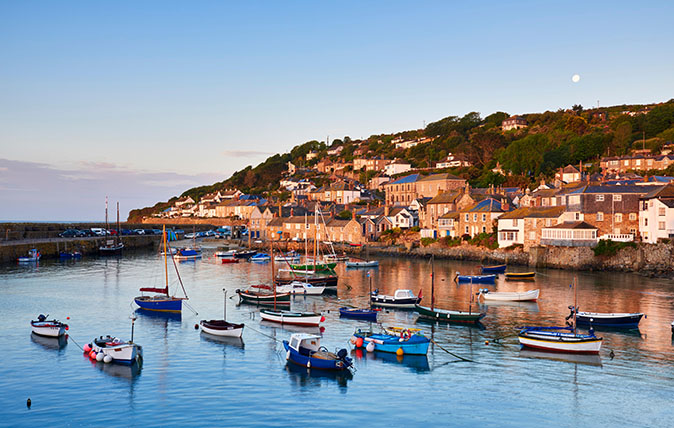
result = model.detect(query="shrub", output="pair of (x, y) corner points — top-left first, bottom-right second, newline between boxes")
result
(420, 237), (437, 247)
(469, 232), (499, 250)
(593, 239), (637, 257)
(439, 236), (462, 247)
(410, 226), (421, 232)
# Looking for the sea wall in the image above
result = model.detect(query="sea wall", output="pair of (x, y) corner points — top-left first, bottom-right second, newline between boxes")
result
(251, 240), (674, 277)
(141, 218), (246, 227)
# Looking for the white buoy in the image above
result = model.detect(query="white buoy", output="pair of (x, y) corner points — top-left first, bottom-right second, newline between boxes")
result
(366, 341), (375, 353)
(96, 352), (104, 362)
(103, 355), (113, 364)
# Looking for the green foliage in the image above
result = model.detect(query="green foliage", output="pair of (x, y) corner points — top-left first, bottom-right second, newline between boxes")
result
(336, 210), (352, 220)
(439, 236), (462, 247)
(420, 237), (437, 247)
(410, 226), (421, 232)
(593, 239), (637, 257)
(469, 232), (499, 250)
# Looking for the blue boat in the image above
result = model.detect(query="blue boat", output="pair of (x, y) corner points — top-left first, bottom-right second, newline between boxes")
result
(480, 264), (506, 274)
(283, 333), (352, 371)
(455, 273), (496, 284)
(59, 251), (82, 259)
(339, 307), (378, 322)
(575, 311), (644, 329)
(250, 253), (271, 262)
(351, 329), (430, 355)
(173, 248), (202, 260)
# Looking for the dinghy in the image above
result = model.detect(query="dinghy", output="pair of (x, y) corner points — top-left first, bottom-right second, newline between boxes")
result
(31, 314), (68, 337)
(478, 288), (540, 302)
(455, 273), (496, 283)
(283, 333), (352, 371)
(260, 309), (324, 327)
(575, 312), (644, 329)
(200, 290), (244, 338)
(339, 308), (378, 322)
(505, 272), (536, 280)
(345, 260), (379, 268)
(351, 328), (430, 355)
(480, 264), (506, 274)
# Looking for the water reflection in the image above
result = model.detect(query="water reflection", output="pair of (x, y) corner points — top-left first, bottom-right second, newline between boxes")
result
(30, 332), (68, 351)
(352, 348), (430, 373)
(200, 332), (245, 350)
(259, 320), (324, 335)
(134, 308), (182, 322)
(284, 363), (351, 389)
(519, 349), (603, 367)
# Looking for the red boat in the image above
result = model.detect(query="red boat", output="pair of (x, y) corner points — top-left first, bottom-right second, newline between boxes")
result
(221, 258), (239, 264)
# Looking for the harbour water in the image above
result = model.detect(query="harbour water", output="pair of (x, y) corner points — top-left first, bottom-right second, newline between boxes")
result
(2, 245), (673, 427)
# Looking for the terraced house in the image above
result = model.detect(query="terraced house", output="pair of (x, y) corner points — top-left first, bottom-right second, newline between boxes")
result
(457, 198), (507, 238)
(384, 173), (466, 205)
(497, 206), (565, 249)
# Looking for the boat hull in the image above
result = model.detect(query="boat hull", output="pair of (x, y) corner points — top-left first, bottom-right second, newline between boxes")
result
(480, 289), (539, 302)
(518, 329), (602, 354)
(276, 276), (338, 288)
(370, 296), (421, 309)
(352, 331), (430, 355)
(236, 290), (291, 307)
(456, 274), (496, 284)
(99, 244), (124, 255)
(480, 264), (506, 274)
(414, 305), (484, 323)
(200, 320), (244, 338)
(91, 341), (142, 365)
(505, 272), (536, 280)
(260, 310), (323, 326)
(134, 296), (183, 312)
(31, 322), (67, 337)
(345, 261), (379, 268)
(289, 262), (337, 272)
(339, 308), (377, 321)
(575, 312), (643, 328)
(283, 341), (350, 371)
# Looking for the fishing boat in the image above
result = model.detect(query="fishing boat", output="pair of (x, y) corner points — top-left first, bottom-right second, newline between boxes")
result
(505, 272), (536, 280)
(478, 288), (540, 302)
(134, 226), (189, 313)
(221, 257), (240, 264)
(30, 314), (68, 337)
(274, 251), (301, 263)
(18, 249), (41, 263)
(251, 253), (271, 262)
(173, 247), (202, 261)
(237, 232), (291, 306)
(275, 280), (325, 295)
(260, 309), (325, 327)
(339, 307), (378, 321)
(480, 264), (506, 274)
(416, 255), (485, 323)
(351, 328), (430, 355)
(200, 289), (244, 338)
(99, 198), (124, 255)
(234, 250), (257, 259)
(574, 312), (644, 329)
(345, 260), (379, 268)
(455, 273), (496, 283)
(85, 317), (142, 365)
(283, 333), (353, 371)
(371, 289), (421, 309)
(518, 277), (602, 354)
(289, 260), (336, 272)
(59, 251), (82, 259)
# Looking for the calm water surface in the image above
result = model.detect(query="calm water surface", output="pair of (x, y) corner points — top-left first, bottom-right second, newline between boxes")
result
(2, 243), (674, 427)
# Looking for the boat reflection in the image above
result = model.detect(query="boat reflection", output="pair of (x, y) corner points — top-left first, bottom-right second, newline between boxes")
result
(31, 332), (68, 351)
(519, 349), (603, 367)
(351, 348), (430, 373)
(415, 317), (486, 330)
(479, 300), (540, 312)
(134, 308), (182, 322)
(284, 362), (352, 388)
(200, 332), (245, 350)
(260, 320), (325, 335)
(87, 355), (143, 381)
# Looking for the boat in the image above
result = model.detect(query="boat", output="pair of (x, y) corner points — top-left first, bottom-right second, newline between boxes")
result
(505, 272), (536, 280)
(260, 309), (325, 327)
(289, 261), (337, 272)
(30, 314), (68, 337)
(283, 333), (352, 371)
(85, 317), (142, 365)
(134, 226), (189, 313)
(455, 273), (496, 283)
(215, 249), (236, 258)
(345, 260), (379, 268)
(59, 251), (82, 259)
(275, 280), (325, 295)
(200, 289), (244, 338)
(234, 250), (257, 259)
(480, 264), (506, 274)
(324, 254), (349, 262)
(339, 307), (378, 322)
(274, 251), (301, 263)
(250, 253), (271, 262)
(276, 275), (338, 288)
(160, 247), (178, 256)
(371, 289), (421, 309)
(173, 247), (202, 260)
(415, 255), (485, 323)
(351, 328), (430, 355)
(478, 288), (540, 302)
(99, 198), (124, 255)
(18, 249), (41, 263)
(221, 257), (240, 264)
(574, 312), (644, 329)
(518, 277), (602, 354)
(237, 234), (291, 306)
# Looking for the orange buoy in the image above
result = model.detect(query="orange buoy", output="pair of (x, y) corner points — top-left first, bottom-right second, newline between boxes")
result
(396, 347), (404, 356)
(355, 337), (364, 348)
(320, 316), (326, 322)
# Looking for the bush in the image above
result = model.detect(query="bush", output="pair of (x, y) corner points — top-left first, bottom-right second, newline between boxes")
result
(469, 232), (499, 250)
(420, 237), (437, 247)
(410, 226), (421, 232)
(439, 236), (462, 247)
(593, 239), (637, 257)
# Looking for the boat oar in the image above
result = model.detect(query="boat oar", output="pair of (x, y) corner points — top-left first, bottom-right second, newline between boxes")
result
(429, 338), (474, 363)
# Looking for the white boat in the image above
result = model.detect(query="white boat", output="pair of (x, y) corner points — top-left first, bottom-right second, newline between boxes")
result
(89, 335), (142, 364)
(325, 254), (349, 262)
(517, 327), (602, 354)
(478, 289), (539, 302)
(18, 249), (41, 263)
(371, 289), (421, 309)
(260, 309), (324, 327)
(30, 314), (68, 337)
(199, 290), (244, 338)
(215, 250), (236, 258)
(274, 252), (301, 263)
(345, 260), (379, 268)
(275, 281), (325, 295)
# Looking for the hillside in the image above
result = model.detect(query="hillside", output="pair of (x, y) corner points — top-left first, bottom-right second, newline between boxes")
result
(128, 99), (674, 221)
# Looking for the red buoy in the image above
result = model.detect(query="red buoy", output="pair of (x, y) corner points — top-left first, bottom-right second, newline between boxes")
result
(355, 337), (364, 348)
(320, 316), (326, 322)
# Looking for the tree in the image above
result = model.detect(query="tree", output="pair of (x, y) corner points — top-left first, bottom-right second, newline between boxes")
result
(572, 104), (584, 114)
(468, 128), (505, 167)
(612, 121), (632, 155)
(337, 210), (352, 220)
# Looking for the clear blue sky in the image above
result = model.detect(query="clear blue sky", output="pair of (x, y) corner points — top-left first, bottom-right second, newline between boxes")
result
(1, 1), (673, 220)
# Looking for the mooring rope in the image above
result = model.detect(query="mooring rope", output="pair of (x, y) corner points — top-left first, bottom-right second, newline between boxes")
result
(67, 334), (86, 352)
(429, 338), (474, 363)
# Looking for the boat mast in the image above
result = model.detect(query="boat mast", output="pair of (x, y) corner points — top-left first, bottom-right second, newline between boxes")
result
(368, 272), (372, 309)
(105, 196), (109, 240)
(431, 255), (435, 311)
(573, 276), (578, 334)
(271, 231), (276, 310)
(313, 205), (318, 274)
(304, 213), (308, 261)
(163, 225), (169, 296)
(116, 201), (121, 247)
(223, 288), (227, 319)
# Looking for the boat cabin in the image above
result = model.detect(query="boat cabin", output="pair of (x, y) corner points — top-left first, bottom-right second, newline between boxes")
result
(394, 289), (416, 299)
(288, 333), (321, 355)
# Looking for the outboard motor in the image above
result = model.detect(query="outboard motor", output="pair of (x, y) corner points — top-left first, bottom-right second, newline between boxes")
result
(37, 314), (46, 322)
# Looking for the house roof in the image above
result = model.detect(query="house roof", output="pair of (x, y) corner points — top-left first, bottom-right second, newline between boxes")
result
(560, 165), (580, 174)
(387, 173), (420, 185)
(499, 206), (565, 220)
(427, 190), (463, 205)
(544, 221), (597, 230)
(466, 198), (503, 213)
(439, 211), (460, 219)
(641, 183), (674, 199)
(417, 172), (464, 182)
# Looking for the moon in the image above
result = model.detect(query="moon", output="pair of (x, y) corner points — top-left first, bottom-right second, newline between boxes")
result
(572, 74), (581, 83)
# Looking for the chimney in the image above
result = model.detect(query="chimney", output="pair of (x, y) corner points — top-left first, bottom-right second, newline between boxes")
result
(290, 207), (294, 216)
(501, 198), (509, 211)
(352, 210), (356, 220)
(385, 205), (390, 217)
(278, 203), (282, 217)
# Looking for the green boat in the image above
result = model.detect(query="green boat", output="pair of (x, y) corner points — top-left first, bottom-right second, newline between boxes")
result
(289, 262), (336, 272)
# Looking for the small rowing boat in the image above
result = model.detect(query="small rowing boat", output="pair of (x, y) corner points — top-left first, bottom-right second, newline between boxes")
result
(260, 309), (325, 327)
(31, 314), (68, 337)
(478, 288), (539, 302)
(283, 333), (352, 371)
(518, 326), (602, 354)
(575, 312), (644, 329)
(455, 273), (496, 284)
(505, 272), (536, 280)
(339, 307), (378, 322)
(480, 264), (506, 274)
(345, 260), (379, 268)
(199, 290), (244, 338)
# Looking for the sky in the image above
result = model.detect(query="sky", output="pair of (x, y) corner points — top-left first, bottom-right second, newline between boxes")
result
(1, 1), (673, 221)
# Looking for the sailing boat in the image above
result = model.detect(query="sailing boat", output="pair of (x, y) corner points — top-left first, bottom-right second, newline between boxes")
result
(236, 231), (291, 307)
(200, 289), (244, 337)
(415, 255), (485, 323)
(518, 277), (603, 354)
(134, 226), (188, 312)
(288, 205), (336, 273)
(99, 199), (124, 255)
(259, 232), (323, 326)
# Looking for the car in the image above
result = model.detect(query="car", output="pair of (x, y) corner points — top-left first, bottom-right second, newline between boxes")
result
(185, 232), (196, 239)
(90, 228), (105, 236)
(59, 229), (82, 238)
(121, 229), (134, 235)
(133, 229), (145, 235)
(79, 229), (96, 237)
(254, 240), (263, 244)
(151, 229), (162, 235)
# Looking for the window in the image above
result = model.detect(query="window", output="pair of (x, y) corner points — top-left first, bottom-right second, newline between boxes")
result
(513, 219), (518, 226)
(597, 212), (604, 221)
(482, 214), (486, 222)
(482, 226), (486, 233)
(630, 228), (636, 235)
(659, 207), (666, 216)
(595, 195), (604, 202)
(465, 213), (469, 221)
(613, 194), (622, 202)
(659, 221), (666, 230)
(629, 213), (637, 221)
(575, 212), (581, 221)
(644, 218), (648, 226)
(615, 213), (623, 223)
(465, 226), (469, 234)
(473, 213), (478, 222)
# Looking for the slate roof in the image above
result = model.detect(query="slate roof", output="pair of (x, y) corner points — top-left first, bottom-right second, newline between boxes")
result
(499, 206), (565, 220)
(544, 221), (597, 230)
(386, 174), (420, 185)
